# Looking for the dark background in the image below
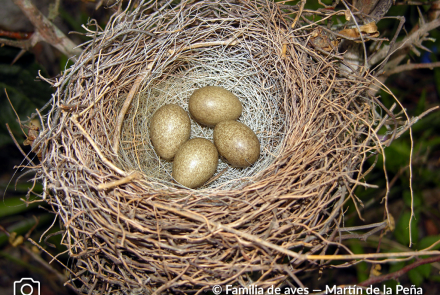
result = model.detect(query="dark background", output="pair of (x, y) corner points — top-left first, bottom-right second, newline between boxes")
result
(0, 0), (439, 294)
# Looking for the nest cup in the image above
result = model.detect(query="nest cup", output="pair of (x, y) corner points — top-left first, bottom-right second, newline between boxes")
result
(118, 48), (285, 189)
(32, 0), (394, 293)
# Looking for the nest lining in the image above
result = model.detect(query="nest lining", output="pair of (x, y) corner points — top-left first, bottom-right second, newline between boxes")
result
(28, 0), (405, 294)
(117, 45), (286, 189)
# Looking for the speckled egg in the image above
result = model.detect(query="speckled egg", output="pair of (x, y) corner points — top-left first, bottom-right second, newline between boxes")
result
(173, 138), (218, 188)
(214, 120), (260, 167)
(189, 86), (242, 126)
(150, 104), (191, 160)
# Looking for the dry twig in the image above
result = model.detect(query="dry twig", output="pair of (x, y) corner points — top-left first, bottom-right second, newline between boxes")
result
(26, 0), (431, 293)
(6, 0), (82, 58)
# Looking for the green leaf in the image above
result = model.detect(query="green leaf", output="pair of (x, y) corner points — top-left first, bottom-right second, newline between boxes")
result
(0, 47), (52, 147)
(408, 267), (424, 286)
(0, 250), (43, 274)
(403, 190), (422, 209)
(417, 234), (440, 277)
(415, 89), (426, 116)
(394, 211), (419, 246)
(385, 279), (399, 293)
(431, 54), (440, 97)
(349, 240), (369, 282)
(417, 235), (440, 252)
(0, 196), (41, 219)
(0, 214), (54, 247)
(388, 261), (405, 274)
(59, 55), (75, 72)
(418, 263), (432, 279)
(383, 140), (411, 173)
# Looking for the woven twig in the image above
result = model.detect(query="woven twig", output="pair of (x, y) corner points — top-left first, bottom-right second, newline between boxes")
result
(27, 0), (426, 294)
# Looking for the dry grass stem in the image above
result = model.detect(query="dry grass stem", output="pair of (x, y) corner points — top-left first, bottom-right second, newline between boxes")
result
(22, 0), (436, 293)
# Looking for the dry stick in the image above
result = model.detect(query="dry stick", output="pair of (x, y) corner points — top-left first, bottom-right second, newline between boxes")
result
(77, 86), (110, 117)
(0, 37), (32, 49)
(291, 0), (306, 28)
(113, 72), (148, 154)
(373, 87), (439, 248)
(370, 18), (440, 70)
(202, 167), (228, 187)
(12, 0), (82, 58)
(339, 221), (388, 233)
(383, 61), (440, 76)
(1, 226), (80, 295)
(150, 201), (440, 261)
(150, 201), (302, 258)
(151, 264), (191, 295)
(70, 114), (127, 176)
(306, 251), (440, 261)
(5, 89), (26, 136)
(341, 0), (368, 75)
(379, 106), (439, 148)
(338, 222), (389, 241)
(20, 245), (69, 287)
(27, 238), (89, 288)
(5, 124), (35, 167)
(359, 255), (440, 287)
(366, 235), (440, 271)
(97, 171), (141, 190)
(168, 38), (238, 55)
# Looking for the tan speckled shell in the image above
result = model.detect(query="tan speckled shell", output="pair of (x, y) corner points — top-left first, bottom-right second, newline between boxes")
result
(214, 120), (260, 167)
(150, 104), (191, 160)
(189, 86), (242, 126)
(172, 138), (218, 188)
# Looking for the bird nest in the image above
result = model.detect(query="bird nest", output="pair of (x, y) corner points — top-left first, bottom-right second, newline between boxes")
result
(28, 0), (411, 294)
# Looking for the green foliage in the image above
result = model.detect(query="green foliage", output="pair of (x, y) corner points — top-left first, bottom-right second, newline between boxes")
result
(59, 54), (75, 72)
(418, 235), (440, 252)
(0, 214), (54, 247)
(0, 196), (41, 218)
(0, 47), (52, 147)
(353, 25), (440, 285)
(0, 250), (43, 274)
(58, 8), (90, 43)
(402, 191), (422, 213)
(407, 233), (436, 286)
(349, 240), (369, 282)
(407, 266), (424, 286)
(394, 211), (419, 247)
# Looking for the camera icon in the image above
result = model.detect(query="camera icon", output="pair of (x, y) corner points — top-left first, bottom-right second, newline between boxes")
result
(13, 278), (40, 295)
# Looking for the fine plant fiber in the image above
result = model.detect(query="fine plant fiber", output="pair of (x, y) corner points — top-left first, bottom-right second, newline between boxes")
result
(24, 0), (420, 294)
(118, 47), (286, 189)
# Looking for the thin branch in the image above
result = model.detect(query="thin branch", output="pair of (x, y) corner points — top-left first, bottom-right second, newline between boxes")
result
(167, 38), (239, 55)
(359, 255), (440, 286)
(6, 124), (36, 167)
(97, 171), (141, 190)
(70, 114), (127, 176)
(370, 18), (440, 67)
(151, 201), (440, 262)
(291, 0), (305, 28)
(27, 238), (87, 293)
(396, 1), (440, 5)
(341, 0), (368, 74)
(0, 37), (32, 49)
(113, 72), (148, 154)
(339, 224), (388, 241)
(12, 0), (82, 58)
(383, 61), (440, 76)
(20, 244), (68, 284)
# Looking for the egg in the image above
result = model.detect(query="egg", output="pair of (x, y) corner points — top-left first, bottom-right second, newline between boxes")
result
(214, 120), (260, 167)
(150, 104), (191, 160)
(189, 86), (242, 126)
(173, 138), (218, 188)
